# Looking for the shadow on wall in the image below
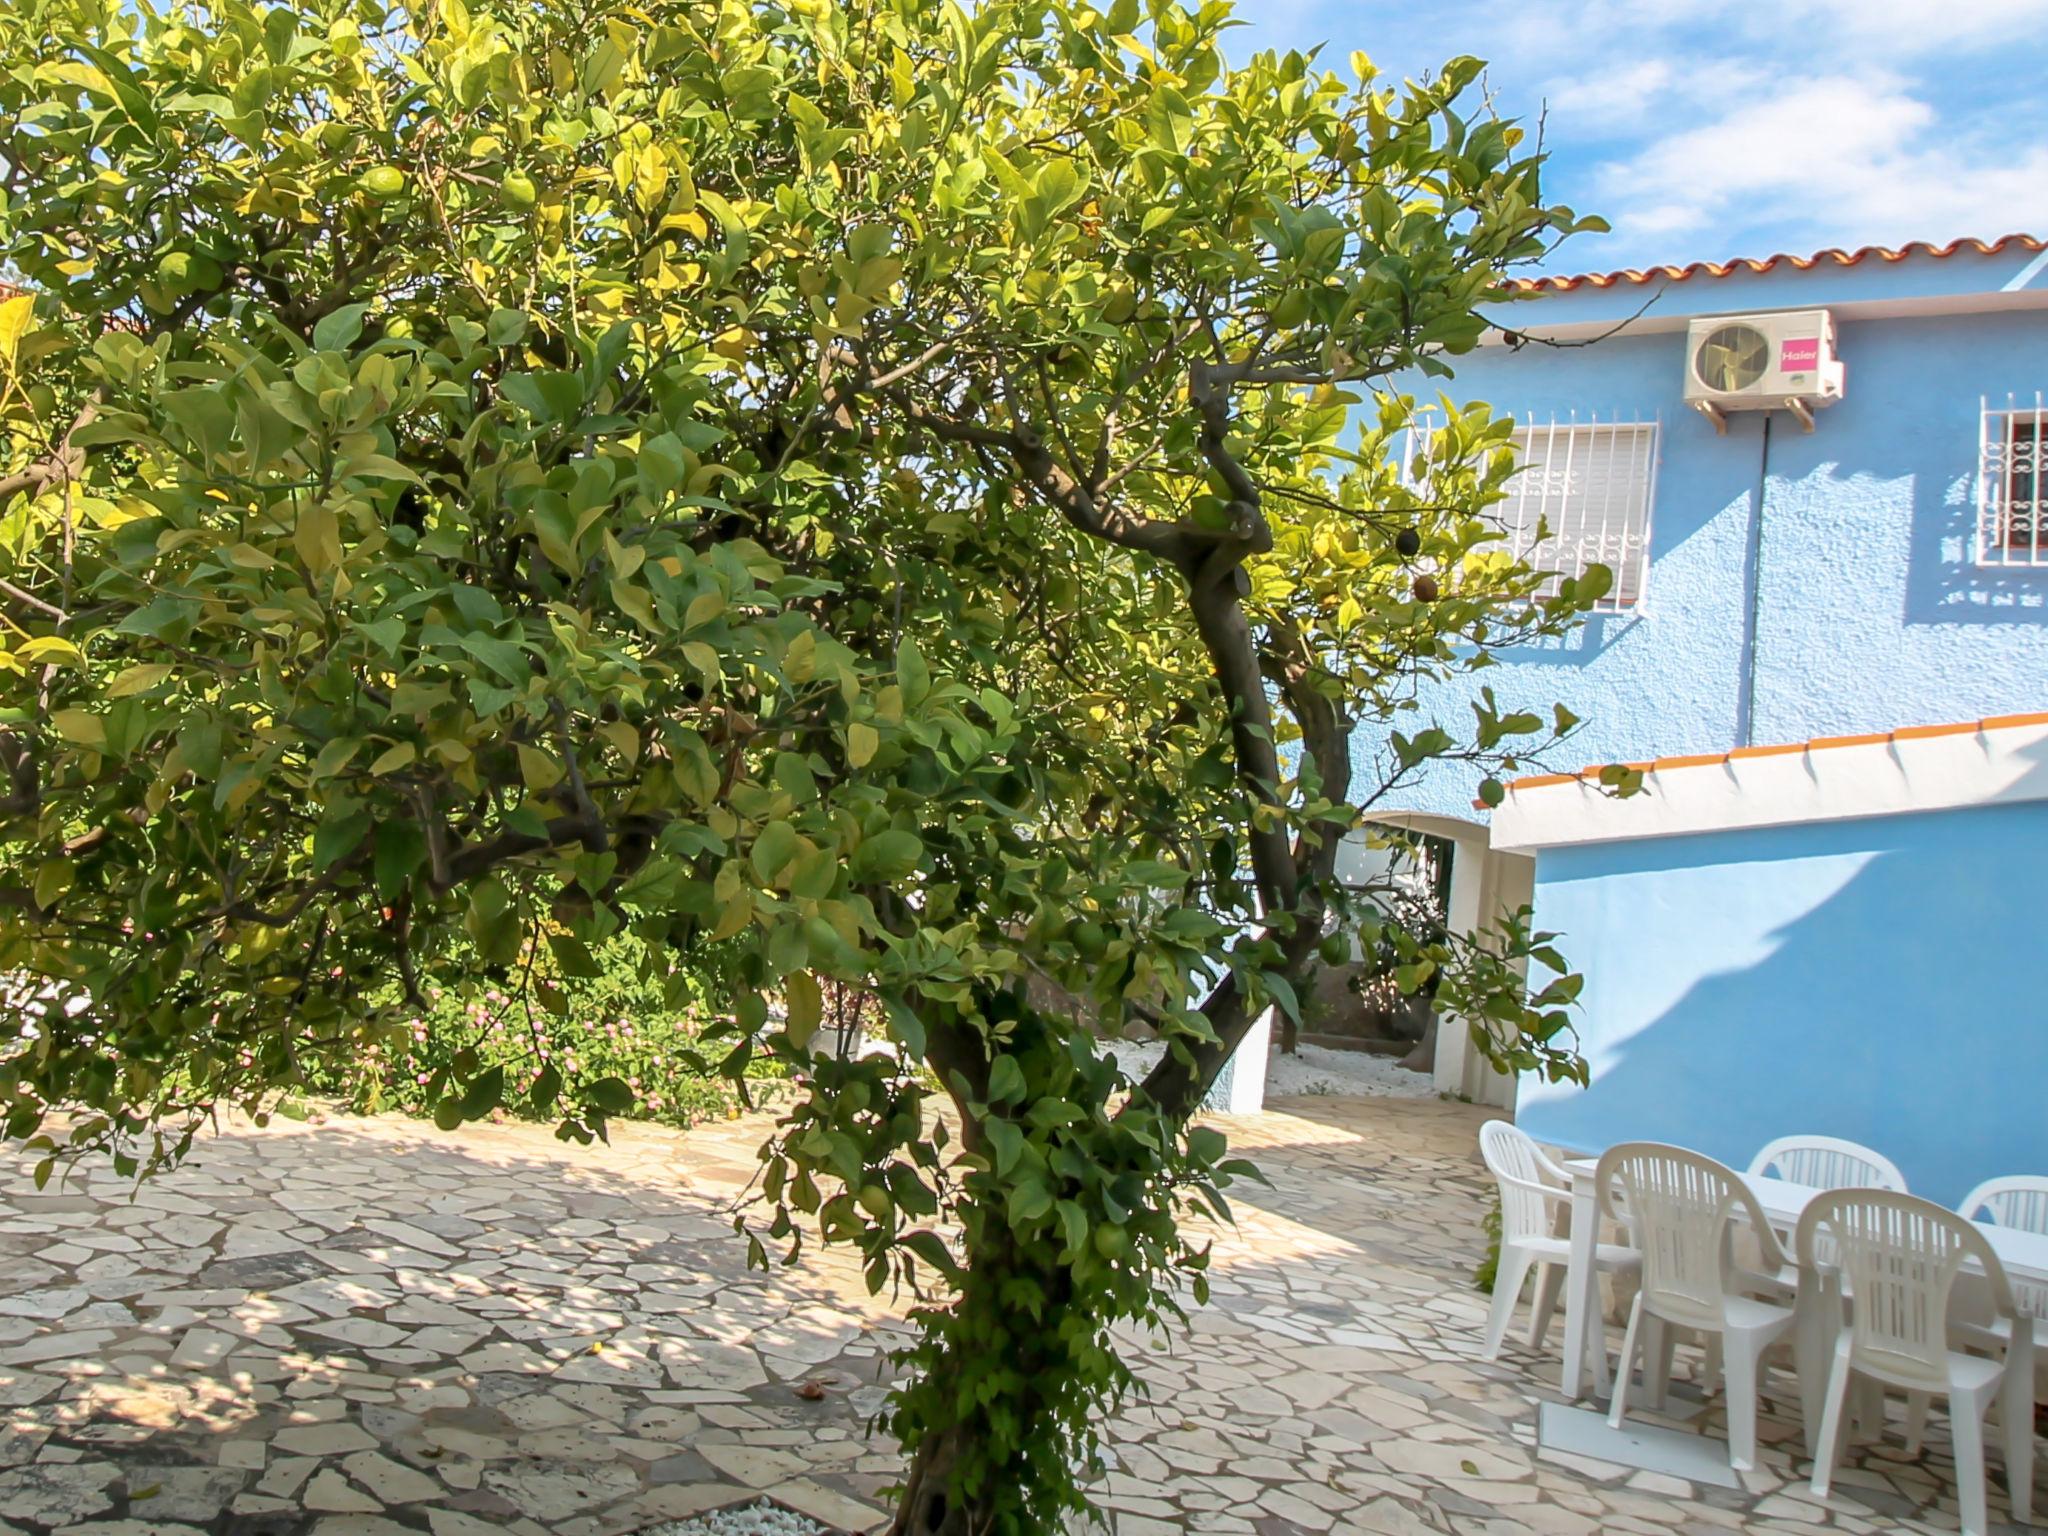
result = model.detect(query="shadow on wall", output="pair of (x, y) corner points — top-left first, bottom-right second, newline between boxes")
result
(1904, 466), (2048, 627)
(1475, 609), (1649, 669)
(1518, 788), (2048, 1208)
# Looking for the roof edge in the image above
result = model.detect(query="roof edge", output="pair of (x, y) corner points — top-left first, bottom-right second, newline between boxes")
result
(1505, 234), (2044, 296)
(1490, 712), (2048, 853)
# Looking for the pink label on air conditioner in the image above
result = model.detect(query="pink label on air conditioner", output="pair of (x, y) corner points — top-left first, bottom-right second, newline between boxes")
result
(1780, 337), (1820, 371)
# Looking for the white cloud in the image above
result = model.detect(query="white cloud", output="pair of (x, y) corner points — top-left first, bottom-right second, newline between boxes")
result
(1542, 59), (1676, 130)
(1591, 71), (2048, 260)
(1784, 0), (2048, 50)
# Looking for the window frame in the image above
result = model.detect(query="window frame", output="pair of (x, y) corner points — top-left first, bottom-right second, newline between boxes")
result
(1496, 415), (1661, 613)
(1979, 397), (2047, 569)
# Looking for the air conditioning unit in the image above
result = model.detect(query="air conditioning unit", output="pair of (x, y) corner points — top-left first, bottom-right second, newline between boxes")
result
(1682, 309), (1845, 432)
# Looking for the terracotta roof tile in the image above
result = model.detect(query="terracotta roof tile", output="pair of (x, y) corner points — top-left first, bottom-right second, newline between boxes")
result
(1505, 233), (2043, 295)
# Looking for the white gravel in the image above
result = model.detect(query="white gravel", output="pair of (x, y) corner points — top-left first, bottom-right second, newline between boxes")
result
(644, 1501), (832, 1536)
(1107, 1037), (1434, 1102)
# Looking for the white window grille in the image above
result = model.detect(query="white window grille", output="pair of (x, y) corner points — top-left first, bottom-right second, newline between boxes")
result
(1979, 396), (2046, 568)
(1497, 415), (1659, 610)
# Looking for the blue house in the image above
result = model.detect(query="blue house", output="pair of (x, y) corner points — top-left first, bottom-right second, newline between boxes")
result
(1351, 235), (2048, 1202)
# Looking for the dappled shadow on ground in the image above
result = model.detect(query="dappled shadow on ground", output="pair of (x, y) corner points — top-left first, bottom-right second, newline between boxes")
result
(0, 1098), (2034, 1536)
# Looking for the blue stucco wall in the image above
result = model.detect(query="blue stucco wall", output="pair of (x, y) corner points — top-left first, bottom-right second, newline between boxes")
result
(1364, 250), (2048, 824)
(1514, 800), (2048, 1206)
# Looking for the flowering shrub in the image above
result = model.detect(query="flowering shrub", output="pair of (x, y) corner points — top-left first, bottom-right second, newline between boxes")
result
(319, 953), (779, 1132)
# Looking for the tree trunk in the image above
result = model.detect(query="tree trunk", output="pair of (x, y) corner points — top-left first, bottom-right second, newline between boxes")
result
(883, 1223), (1079, 1536)
(1401, 1007), (1438, 1075)
(890, 1427), (980, 1536)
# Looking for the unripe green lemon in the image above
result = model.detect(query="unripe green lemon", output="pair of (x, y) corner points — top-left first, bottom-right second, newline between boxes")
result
(501, 171), (538, 210)
(360, 165), (405, 199)
(1092, 1222), (1129, 1261)
(1319, 932), (1351, 966)
(857, 1184), (894, 1221)
(1070, 920), (1108, 961)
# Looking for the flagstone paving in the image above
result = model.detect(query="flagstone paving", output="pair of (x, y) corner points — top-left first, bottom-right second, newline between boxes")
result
(0, 1095), (2036, 1534)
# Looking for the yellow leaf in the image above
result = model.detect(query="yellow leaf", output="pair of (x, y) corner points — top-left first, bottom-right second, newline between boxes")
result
(610, 577), (657, 631)
(847, 721), (878, 768)
(107, 663), (174, 698)
(784, 970), (822, 1049)
(604, 530), (646, 579)
(708, 888), (753, 941)
(370, 741), (417, 774)
(784, 630), (818, 683)
(33, 858), (72, 910)
(294, 503), (341, 573)
(226, 542), (278, 569)
(597, 719), (639, 765)
(516, 744), (564, 791)
(683, 590), (725, 631)
(51, 709), (105, 748)
(16, 636), (81, 665)
(0, 294), (33, 370)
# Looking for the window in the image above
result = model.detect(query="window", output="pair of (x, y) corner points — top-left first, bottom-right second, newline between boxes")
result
(1497, 417), (1659, 610)
(1980, 398), (2045, 568)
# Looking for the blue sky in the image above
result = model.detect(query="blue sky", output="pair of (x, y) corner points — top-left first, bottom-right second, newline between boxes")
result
(1229, 0), (2048, 276)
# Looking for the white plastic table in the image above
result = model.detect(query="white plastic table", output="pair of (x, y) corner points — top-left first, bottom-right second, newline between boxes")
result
(1556, 1157), (2048, 1405)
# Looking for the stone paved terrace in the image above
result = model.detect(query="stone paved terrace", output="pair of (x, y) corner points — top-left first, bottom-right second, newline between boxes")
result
(0, 1094), (2036, 1535)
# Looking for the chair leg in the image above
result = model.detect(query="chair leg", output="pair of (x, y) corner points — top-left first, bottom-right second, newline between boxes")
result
(1810, 1342), (1854, 1501)
(1609, 1293), (1645, 1432)
(1701, 1333), (1723, 1397)
(1999, 1329), (2034, 1525)
(1952, 1386), (1990, 1536)
(1724, 1330), (1761, 1472)
(1998, 1327), (2031, 1531)
(1530, 1259), (1565, 1347)
(1645, 1316), (1673, 1411)
(1483, 1247), (1533, 1360)
(1904, 1390), (1930, 1455)
(1850, 1378), (1884, 1445)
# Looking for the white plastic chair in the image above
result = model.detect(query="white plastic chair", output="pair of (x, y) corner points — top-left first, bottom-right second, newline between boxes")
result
(1598, 1142), (1795, 1470)
(1957, 1175), (2048, 1394)
(1477, 1121), (1639, 1369)
(1749, 1134), (1908, 1193)
(1959, 1175), (2048, 1237)
(1801, 1190), (2034, 1536)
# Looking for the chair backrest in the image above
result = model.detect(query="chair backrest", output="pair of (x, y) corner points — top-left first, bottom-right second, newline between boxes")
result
(1748, 1134), (1908, 1193)
(1958, 1174), (2048, 1234)
(1478, 1120), (1564, 1244)
(1798, 1189), (2015, 1392)
(1597, 1142), (1783, 1332)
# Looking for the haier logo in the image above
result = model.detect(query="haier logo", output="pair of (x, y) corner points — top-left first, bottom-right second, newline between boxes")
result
(1780, 337), (1821, 371)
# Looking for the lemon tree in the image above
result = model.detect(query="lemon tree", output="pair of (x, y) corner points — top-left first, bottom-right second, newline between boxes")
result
(0, 1), (1604, 1529)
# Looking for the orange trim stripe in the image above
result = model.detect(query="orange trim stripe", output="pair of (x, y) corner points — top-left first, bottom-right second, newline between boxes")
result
(1506, 711), (2048, 793)
(1506, 233), (2043, 295)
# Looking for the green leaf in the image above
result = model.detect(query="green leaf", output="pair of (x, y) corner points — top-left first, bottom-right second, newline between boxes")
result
(985, 1054), (1026, 1105)
(487, 307), (528, 345)
(373, 821), (426, 899)
(313, 302), (371, 352)
(312, 811), (370, 873)
(895, 638), (930, 705)
(854, 828), (922, 880)
(586, 1076), (635, 1114)
(530, 1063), (564, 1112)
(459, 1065), (505, 1120)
